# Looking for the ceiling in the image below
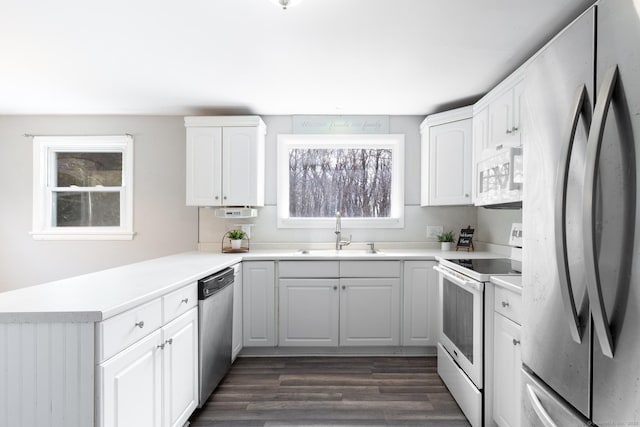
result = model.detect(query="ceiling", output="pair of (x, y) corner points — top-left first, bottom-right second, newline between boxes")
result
(1, 0), (594, 116)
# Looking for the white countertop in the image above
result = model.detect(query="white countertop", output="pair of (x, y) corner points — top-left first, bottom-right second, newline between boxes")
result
(0, 248), (501, 323)
(490, 275), (523, 293)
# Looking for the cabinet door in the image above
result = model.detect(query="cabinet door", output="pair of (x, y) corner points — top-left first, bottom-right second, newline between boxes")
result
(402, 261), (438, 346)
(493, 312), (522, 427)
(232, 264), (243, 360)
(472, 108), (489, 201)
(488, 89), (514, 149)
(222, 127), (264, 206)
(279, 279), (340, 346)
(99, 330), (162, 427)
(163, 308), (198, 427)
(243, 261), (275, 346)
(428, 119), (473, 205)
(512, 80), (524, 143)
(340, 278), (400, 346)
(186, 126), (223, 206)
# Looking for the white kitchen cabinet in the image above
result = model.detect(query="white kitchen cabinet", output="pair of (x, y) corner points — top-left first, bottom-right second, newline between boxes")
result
(232, 263), (243, 361)
(99, 330), (163, 427)
(402, 260), (438, 346)
(493, 312), (522, 427)
(162, 308), (199, 427)
(243, 261), (275, 347)
(185, 116), (266, 207)
(487, 80), (523, 152)
(279, 278), (340, 346)
(420, 106), (473, 206)
(339, 278), (400, 346)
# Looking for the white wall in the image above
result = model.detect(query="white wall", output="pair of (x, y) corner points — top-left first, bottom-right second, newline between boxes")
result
(199, 115), (478, 248)
(476, 207), (522, 245)
(0, 116), (198, 291)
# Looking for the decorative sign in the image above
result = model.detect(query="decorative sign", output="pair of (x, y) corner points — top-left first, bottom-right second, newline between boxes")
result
(456, 226), (475, 252)
(292, 115), (390, 134)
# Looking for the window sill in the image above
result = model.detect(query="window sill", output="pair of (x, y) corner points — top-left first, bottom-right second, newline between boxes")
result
(30, 231), (136, 241)
(277, 217), (404, 229)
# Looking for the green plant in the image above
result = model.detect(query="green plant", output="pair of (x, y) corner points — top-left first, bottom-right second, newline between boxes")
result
(436, 230), (455, 243)
(227, 229), (246, 240)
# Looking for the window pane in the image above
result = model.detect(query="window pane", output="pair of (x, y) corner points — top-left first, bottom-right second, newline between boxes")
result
(288, 148), (392, 218)
(56, 152), (122, 187)
(53, 192), (120, 227)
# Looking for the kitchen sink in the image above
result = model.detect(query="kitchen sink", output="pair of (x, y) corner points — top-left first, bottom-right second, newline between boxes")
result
(297, 249), (384, 255)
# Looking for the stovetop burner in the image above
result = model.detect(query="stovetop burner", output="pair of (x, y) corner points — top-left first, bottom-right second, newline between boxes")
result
(445, 258), (519, 275)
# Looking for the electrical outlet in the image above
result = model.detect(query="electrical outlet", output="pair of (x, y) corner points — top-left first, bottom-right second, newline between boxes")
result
(427, 225), (443, 240)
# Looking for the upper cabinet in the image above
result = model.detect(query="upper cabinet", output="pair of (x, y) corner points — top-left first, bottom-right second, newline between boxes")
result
(185, 116), (266, 207)
(474, 75), (524, 161)
(420, 106), (473, 206)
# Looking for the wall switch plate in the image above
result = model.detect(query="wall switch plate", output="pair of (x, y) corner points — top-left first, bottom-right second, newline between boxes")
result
(427, 225), (443, 240)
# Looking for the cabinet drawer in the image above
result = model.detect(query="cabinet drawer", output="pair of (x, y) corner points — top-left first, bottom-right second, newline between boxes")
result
(279, 261), (339, 278)
(494, 285), (522, 324)
(98, 298), (163, 362)
(163, 282), (197, 323)
(340, 261), (400, 278)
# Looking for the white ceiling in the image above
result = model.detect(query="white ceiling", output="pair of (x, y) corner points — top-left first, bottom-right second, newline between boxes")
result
(1, 0), (593, 116)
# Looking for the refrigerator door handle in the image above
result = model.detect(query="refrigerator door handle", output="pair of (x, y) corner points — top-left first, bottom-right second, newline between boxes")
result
(554, 84), (589, 344)
(583, 65), (619, 358)
(526, 384), (559, 427)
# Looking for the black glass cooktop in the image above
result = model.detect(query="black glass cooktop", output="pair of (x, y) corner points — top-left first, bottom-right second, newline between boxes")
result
(446, 258), (518, 275)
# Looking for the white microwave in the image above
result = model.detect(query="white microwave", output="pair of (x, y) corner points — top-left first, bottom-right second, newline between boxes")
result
(475, 146), (523, 207)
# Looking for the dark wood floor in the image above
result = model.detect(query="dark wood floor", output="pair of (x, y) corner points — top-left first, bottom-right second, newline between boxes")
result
(189, 356), (470, 426)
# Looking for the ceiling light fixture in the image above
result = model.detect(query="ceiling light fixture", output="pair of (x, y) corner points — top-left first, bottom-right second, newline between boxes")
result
(269, 0), (304, 10)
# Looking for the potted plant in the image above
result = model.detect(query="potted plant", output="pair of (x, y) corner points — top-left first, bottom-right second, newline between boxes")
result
(227, 229), (246, 249)
(437, 230), (455, 251)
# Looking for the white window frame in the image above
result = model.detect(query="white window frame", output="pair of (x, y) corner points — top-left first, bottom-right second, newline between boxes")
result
(277, 134), (404, 229)
(31, 135), (135, 240)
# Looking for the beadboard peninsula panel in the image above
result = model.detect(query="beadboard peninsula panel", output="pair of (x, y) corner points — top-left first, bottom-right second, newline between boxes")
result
(0, 322), (94, 427)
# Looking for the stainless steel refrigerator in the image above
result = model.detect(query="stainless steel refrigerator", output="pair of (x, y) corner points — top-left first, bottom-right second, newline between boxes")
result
(521, 0), (639, 425)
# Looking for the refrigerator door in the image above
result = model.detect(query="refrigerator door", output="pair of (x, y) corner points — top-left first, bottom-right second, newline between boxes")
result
(521, 367), (590, 427)
(591, 0), (640, 424)
(521, 7), (594, 417)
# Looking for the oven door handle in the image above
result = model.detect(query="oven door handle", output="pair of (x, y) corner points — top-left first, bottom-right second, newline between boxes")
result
(433, 265), (484, 293)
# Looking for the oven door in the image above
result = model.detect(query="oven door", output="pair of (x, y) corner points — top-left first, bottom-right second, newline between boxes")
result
(434, 264), (484, 389)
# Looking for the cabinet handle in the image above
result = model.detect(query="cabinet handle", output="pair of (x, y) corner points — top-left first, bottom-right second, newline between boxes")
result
(501, 301), (509, 308)
(165, 338), (173, 345)
(223, 196), (227, 200)
(157, 343), (165, 350)
(215, 196), (219, 200)
(135, 321), (145, 328)
(512, 126), (519, 133)
(513, 339), (521, 346)
(464, 193), (470, 198)
(181, 298), (189, 304)
(506, 129), (513, 134)
(342, 285), (346, 290)
(333, 286), (338, 290)
(495, 144), (504, 151)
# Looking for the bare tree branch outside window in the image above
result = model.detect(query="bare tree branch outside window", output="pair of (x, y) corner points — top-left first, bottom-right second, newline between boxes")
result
(288, 148), (392, 218)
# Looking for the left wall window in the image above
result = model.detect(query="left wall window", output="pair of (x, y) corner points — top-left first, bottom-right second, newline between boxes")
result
(31, 135), (135, 240)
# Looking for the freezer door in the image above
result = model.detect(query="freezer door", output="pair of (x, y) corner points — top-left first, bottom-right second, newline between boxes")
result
(591, 0), (640, 424)
(521, 367), (590, 427)
(521, 7), (594, 417)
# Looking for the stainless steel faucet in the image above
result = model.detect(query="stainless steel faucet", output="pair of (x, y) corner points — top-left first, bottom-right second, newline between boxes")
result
(334, 211), (351, 250)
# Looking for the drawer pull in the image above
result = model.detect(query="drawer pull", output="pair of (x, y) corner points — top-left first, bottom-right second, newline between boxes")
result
(333, 286), (338, 290)
(181, 298), (189, 304)
(165, 338), (173, 345)
(157, 343), (165, 350)
(135, 321), (145, 329)
(342, 285), (346, 290)
(513, 339), (521, 346)
(501, 301), (510, 308)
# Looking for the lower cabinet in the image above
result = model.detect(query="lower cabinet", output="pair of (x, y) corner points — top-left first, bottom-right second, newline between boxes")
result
(98, 308), (198, 427)
(340, 278), (400, 346)
(493, 312), (522, 427)
(243, 261), (276, 346)
(402, 260), (438, 346)
(279, 278), (340, 346)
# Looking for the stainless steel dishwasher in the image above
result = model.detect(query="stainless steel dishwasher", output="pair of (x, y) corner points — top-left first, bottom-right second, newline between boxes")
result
(198, 267), (234, 407)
